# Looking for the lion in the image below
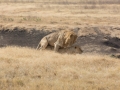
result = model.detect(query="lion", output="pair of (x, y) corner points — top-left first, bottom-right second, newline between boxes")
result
(59, 45), (83, 54)
(36, 30), (77, 51)
(46, 45), (83, 54)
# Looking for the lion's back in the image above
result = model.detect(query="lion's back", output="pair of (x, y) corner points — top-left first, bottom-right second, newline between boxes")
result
(45, 32), (59, 46)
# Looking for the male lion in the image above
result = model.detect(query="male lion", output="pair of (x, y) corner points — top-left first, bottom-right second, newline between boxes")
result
(36, 30), (77, 51)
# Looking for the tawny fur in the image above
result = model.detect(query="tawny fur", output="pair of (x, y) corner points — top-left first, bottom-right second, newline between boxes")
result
(36, 30), (77, 51)
(46, 45), (83, 54)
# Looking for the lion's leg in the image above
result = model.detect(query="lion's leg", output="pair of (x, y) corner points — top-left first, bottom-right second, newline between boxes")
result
(36, 37), (48, 50)
(53, 33), (64, 52)
(40, 43), (48, 50)
(54, 43), (60, 52)
(40, 37), (48, 50)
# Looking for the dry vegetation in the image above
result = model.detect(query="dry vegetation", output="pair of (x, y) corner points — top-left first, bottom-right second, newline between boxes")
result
(0, 46), (120, 90)
(0, 0), (120, 90)
(0, 0), (120, 28)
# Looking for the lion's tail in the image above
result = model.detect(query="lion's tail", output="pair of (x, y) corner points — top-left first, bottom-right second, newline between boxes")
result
(36, 43), (41, 50)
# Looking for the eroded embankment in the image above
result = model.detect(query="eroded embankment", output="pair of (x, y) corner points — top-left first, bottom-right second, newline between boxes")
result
(0, 25), (120, 55)
(0, 27), (52, 48)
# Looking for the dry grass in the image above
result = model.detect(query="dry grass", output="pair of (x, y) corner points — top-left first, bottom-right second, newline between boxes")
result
(0, 1), (119, 38)
(0, 1), (120, 29)
(0, 46), (120, 90)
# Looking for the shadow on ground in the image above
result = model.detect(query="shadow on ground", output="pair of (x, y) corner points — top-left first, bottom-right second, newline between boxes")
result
(0, 28), (52, 48)
(0, 27), (120, 54)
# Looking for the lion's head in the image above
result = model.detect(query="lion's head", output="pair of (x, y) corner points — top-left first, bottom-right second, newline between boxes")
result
(73, 46), (83, 54)
(58, 45), (83, 54)
(63, 30), (77, 47)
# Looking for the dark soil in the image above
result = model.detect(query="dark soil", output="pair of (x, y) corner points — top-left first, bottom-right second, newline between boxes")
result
(0, 28), (52, 48)
(0, 26), (120, 55)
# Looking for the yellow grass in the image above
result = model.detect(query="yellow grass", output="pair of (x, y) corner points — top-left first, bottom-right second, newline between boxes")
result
(0, 2), (120, 28)
(0, 2), (119, 37)
(0, 46), (120, 90)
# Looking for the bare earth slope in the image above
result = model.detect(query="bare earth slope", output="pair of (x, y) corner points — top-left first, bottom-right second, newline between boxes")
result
(0, 25), (120, 55)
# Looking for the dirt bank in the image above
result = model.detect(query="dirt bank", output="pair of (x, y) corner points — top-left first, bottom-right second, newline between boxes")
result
(0, 25), (120, 55)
